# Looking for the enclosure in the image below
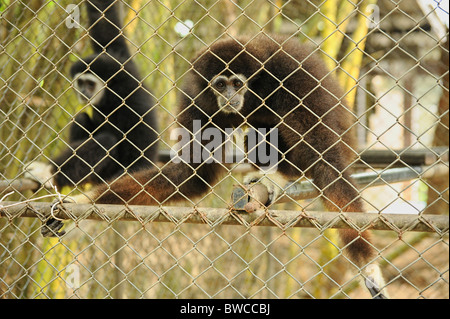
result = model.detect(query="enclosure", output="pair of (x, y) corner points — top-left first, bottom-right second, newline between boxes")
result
(0, 0), (448, 299)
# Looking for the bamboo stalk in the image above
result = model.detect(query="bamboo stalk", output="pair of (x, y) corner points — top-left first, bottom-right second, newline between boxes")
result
(321, 0), (356, 70)
(338, 0), (377, 107)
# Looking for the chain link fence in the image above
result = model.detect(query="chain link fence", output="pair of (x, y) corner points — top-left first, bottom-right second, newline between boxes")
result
(0, 0), (448, 299)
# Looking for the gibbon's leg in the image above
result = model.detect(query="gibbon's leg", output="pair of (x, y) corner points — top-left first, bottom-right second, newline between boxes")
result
(310, 160), (389, 299)
(288, 115), (389, 298)
(44, 119), (229, 237)
(42, 162), (226, 237)
(80, 120), (229, 205)
(52, 132), (120, 188)
(82, 162), (225, 204)
(45, 152), (227, 237)
(309, 159), (372, 262)
(245, 160), (389, 298)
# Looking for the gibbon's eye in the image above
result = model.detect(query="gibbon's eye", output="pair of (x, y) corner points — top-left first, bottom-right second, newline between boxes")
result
(233, 80), (243, 88)
(214, 80), (226, 89)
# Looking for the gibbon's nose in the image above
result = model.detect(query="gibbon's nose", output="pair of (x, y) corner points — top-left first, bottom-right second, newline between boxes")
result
(224, 88), (237, 99)
(220, 96), (241, 108)
(224, 91), (241, 105)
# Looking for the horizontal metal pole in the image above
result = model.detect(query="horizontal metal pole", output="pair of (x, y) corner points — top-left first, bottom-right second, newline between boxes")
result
(283, 165), (441, 199)
(0, 179), (40, 193)
(158, 147), (449, 167)
(0, 165), (431, 194)
(356, 146), (448, 167)
(0, 201), (448, 233)
(1, 149), (447, 194)
(232, 164), (449, 209)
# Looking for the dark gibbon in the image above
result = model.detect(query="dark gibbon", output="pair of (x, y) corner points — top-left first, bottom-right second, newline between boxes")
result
(25, 0), (158, 189)
(47, 34), (388, 298)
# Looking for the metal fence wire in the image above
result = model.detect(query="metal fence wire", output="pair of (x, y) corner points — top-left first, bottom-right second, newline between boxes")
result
(0, 0), (448, 299)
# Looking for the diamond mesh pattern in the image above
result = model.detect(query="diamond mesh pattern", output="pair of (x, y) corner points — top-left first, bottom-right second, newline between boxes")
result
(0, 0), (448, 299)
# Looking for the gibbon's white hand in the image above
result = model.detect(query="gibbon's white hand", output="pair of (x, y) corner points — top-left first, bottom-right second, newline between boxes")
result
(24, 161), (55, 189)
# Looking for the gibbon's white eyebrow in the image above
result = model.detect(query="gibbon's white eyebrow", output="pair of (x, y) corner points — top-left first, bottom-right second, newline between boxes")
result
(211, 74), (247, 84)
(73, 72), (103, 85)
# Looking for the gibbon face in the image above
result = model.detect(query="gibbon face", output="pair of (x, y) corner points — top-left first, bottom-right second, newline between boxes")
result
(73, 72), (105, 105)
(211, 74), (248, 113)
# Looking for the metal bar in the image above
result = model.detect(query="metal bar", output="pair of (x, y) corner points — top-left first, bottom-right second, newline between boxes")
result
(0, 201), (448, 233)
(232, 164), (449, 209)
(158, 147), (449, 166)
(0, 179), (40, 193)
(357, 147), (448, 167)
(2, 149), (447, 194)
(0, 165), (426, 194)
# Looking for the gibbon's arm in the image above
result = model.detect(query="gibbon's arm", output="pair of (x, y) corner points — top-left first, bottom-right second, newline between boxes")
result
(72, 112), (229, 205)
(45, 132), (226, 236)
(73, 161), (226, 205)
(86, 0), (131, 57)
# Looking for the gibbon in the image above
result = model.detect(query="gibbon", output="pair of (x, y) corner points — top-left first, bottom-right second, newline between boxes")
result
(45, 34), (388, 298)
(25, 0), (158, 189)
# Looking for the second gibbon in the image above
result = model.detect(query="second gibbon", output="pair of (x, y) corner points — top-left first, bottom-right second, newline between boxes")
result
(25, 0), (158, 189)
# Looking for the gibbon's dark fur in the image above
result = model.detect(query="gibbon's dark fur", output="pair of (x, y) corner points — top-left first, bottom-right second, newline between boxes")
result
(82, 34), (375, 267)
(53, 0), (158, 187)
